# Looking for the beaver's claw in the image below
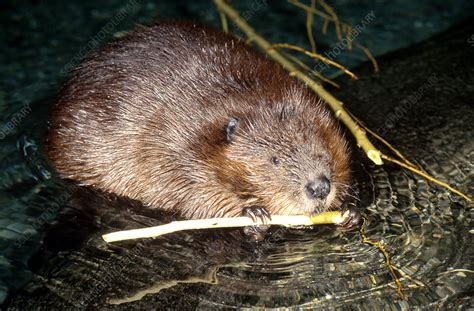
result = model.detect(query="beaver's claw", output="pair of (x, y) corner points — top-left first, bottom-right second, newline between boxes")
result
(242, 206), (272, 242)
(339, 205), (362, 232)
(243, 206), (272, 224)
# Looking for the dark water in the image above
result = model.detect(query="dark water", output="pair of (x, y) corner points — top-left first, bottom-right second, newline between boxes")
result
(1, 1), (473, 309)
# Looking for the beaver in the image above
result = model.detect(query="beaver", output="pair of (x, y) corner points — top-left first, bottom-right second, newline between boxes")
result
(45, 22), (360, 240)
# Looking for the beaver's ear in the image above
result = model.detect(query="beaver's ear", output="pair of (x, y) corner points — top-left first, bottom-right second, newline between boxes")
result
(225, 117), (239, 143)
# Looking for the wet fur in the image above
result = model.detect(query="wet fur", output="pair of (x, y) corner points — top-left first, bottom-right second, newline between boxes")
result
(46, 22), (351, 219)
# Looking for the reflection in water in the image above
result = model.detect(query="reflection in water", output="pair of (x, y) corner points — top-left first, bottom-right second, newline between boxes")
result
(108, 266), (219, 305)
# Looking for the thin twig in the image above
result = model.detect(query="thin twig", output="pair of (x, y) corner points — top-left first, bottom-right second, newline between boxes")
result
(322, 17), (329, 34)
(381, 154), (472, 203)
(306, 0), (317, 53)
(360, 218), (405, 300)
(285, 53), (340, 87)
(354, 42), (379, 73)
(343, 24), (353, 50)
(272, 43), (358, 80)
(288, 0), (351, 31)
(219, 11), (229, 33)
(319, 0), (342, 41)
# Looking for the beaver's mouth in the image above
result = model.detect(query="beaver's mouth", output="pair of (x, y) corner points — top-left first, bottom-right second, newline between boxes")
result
(305, 187), (340, 216)
(307, 202), (331, 216)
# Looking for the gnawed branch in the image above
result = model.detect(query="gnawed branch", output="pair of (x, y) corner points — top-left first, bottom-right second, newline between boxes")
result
(102, 211), (347, 243)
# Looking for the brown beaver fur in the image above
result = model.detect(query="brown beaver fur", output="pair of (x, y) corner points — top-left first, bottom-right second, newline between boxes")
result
(45, 22), (352, 231)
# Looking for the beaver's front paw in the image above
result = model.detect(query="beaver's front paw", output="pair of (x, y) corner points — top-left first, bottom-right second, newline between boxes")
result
(339, 205), (362, 232)
(242, 206), (272, 242)
(243, 206), (272, 224)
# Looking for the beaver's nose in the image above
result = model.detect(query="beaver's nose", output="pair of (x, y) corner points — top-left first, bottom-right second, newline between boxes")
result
(306, 176), (331, 200)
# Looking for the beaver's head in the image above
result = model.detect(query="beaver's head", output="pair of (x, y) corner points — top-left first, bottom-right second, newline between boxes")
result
(221, 102), (351, 216)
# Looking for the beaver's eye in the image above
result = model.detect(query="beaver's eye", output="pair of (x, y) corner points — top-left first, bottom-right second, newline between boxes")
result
(270, 156), (280, 166)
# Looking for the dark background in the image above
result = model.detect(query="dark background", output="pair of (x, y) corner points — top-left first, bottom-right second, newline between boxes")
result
(0, 0), (473, 308)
